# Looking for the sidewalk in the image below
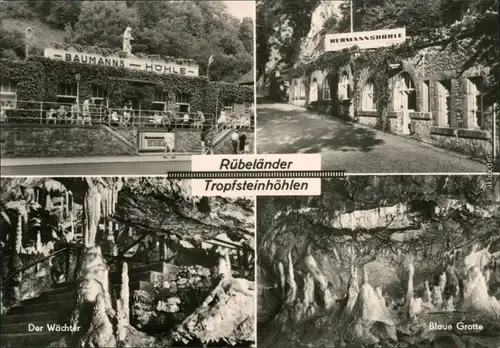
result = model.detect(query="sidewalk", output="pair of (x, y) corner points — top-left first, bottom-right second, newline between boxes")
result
(1, 153), (194, 167)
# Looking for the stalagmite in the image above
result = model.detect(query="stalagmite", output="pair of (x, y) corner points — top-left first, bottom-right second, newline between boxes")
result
(423, 281), (432, 305)
(349, 264), (397, 344)
(303, 272), (315, 306)
(432, 286), (443, 308)
(15, 215), (22, 253)
(406, 262), (414, 314)
(303, 245), (334, 309)
(444, 295), (454, 311)
(375, 286), (385, 307)
(285, 251), (297, 304)
(278, 262), (286, 299)
(437, 272), (447, 293)
(79, 293), (116, 348)
(484, 268), (491, 284)
(460, 266), (500, 317)
(121, 262), (129, 321)
(345, 264), (359, 314)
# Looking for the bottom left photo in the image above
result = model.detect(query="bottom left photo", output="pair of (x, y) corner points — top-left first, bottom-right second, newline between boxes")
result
(0, 177), (256, 348)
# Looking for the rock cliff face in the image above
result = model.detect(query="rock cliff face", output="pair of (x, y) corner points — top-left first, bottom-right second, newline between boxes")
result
(296, 1), (341, 66)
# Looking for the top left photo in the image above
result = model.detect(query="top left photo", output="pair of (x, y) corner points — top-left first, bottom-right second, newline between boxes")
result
(0, 0), (255, 176)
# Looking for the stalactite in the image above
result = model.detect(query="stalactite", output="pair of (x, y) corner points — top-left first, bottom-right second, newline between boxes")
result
(36, 231), (42, 253)
(278, 262), (286, 299)
(285, 251), (297, 304)
(45, 193), (52, 211)
(83, 183), (102, 248)
(65, 191), (69, 217)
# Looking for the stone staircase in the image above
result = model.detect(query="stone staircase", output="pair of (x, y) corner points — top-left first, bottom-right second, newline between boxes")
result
(0, 262), (176, 347)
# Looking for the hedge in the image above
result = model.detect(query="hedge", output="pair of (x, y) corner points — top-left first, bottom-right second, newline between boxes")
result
(0, 56), (253, 118)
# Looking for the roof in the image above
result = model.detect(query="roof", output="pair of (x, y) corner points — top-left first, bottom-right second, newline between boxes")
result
(237, 70), (254, 85)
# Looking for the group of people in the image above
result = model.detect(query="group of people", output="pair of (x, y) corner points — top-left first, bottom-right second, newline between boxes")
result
(217, 110), (251, 129)
(45, 99), (94, 125)
(151, 110), (206, 129)
(231, 129), (251, 154)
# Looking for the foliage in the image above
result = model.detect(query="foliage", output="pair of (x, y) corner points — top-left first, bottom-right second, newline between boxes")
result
(0, 1), (253, 83)
(256, 0), (321, 75)
(0, 29), (25, 60)
(0, 57), (252, 118)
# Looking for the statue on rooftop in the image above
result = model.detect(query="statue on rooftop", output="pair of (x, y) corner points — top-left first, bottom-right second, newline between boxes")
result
(122, 27), (133, 55)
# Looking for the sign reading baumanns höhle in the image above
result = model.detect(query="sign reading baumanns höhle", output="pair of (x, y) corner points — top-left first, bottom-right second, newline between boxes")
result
(324, 28), (406, 52)
(44, 48), (200, 77)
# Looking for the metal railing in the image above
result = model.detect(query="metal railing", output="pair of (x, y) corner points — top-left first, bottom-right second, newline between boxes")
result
(0, 100), (226, 130)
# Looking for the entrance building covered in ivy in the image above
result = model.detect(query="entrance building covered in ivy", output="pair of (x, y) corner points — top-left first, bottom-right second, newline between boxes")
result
(0, 44), (253, 157)
(287, 44), (494, 160)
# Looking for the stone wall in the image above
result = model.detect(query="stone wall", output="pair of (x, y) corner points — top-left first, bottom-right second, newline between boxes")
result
(174, 129), (201, 152)
(1, 125), (135, 158)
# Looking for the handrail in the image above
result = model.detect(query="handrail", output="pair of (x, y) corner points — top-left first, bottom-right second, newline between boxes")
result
(1, 247), (71, 287)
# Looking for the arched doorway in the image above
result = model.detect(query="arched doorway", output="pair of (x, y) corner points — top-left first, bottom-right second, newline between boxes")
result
(309, 78), (318, 102)
(393, 72), (416, 134)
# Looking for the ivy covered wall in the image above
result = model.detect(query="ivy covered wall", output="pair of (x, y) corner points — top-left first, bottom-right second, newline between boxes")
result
(0, 57), (253, 116)
(288, 44), (493, 159)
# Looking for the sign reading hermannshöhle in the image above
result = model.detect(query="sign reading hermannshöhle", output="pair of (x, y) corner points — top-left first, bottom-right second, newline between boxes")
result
(44, 48), (200, 77)
(324, 28), (406, 52)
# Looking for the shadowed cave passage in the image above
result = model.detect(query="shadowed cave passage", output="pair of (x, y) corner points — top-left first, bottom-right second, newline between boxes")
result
(257, 175), (500, 348)
(1, 177), (256, 348)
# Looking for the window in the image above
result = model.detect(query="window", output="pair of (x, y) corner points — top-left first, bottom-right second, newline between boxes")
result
(361, 83), (375, 111)
(1, 78), (17, 109)
(393, 73), (416, 111)
(92, 85), (108, 107)
(338, 73), (351, 100)
(467, 77), (483, 128)
(244, 101), (253, 113)
(152, 90), (168, 112)
(57, 82), (78, 104)
(422, 80), (430, 112)
(224, 100), (234, 113)
(323, 79), (331, 101)
(437, 80), (451, 126)
(175, 92), (190, 113)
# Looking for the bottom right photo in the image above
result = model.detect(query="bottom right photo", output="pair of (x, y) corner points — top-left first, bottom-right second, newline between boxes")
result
(257, 175), (500, 348)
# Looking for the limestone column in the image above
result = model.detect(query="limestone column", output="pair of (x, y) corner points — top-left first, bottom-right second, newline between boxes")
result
(15, 215), (23, 253)
(83, 182), (101, 248)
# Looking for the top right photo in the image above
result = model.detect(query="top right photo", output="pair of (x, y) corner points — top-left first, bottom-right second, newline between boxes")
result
(256, 0), (499, 173)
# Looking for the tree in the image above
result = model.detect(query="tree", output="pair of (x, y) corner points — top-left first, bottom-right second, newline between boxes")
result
(239, 17), (254, 55)
(71, 1), (139, 48)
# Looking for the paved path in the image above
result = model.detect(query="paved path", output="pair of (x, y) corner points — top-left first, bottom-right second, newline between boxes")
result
(257, 102), (487, 174)
(1, 155), (192, 176)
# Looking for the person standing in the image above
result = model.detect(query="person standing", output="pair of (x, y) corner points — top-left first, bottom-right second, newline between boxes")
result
(238, 131), (247, 153)
(231, 129), (239, 154)
(163, 130), (174, 158)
